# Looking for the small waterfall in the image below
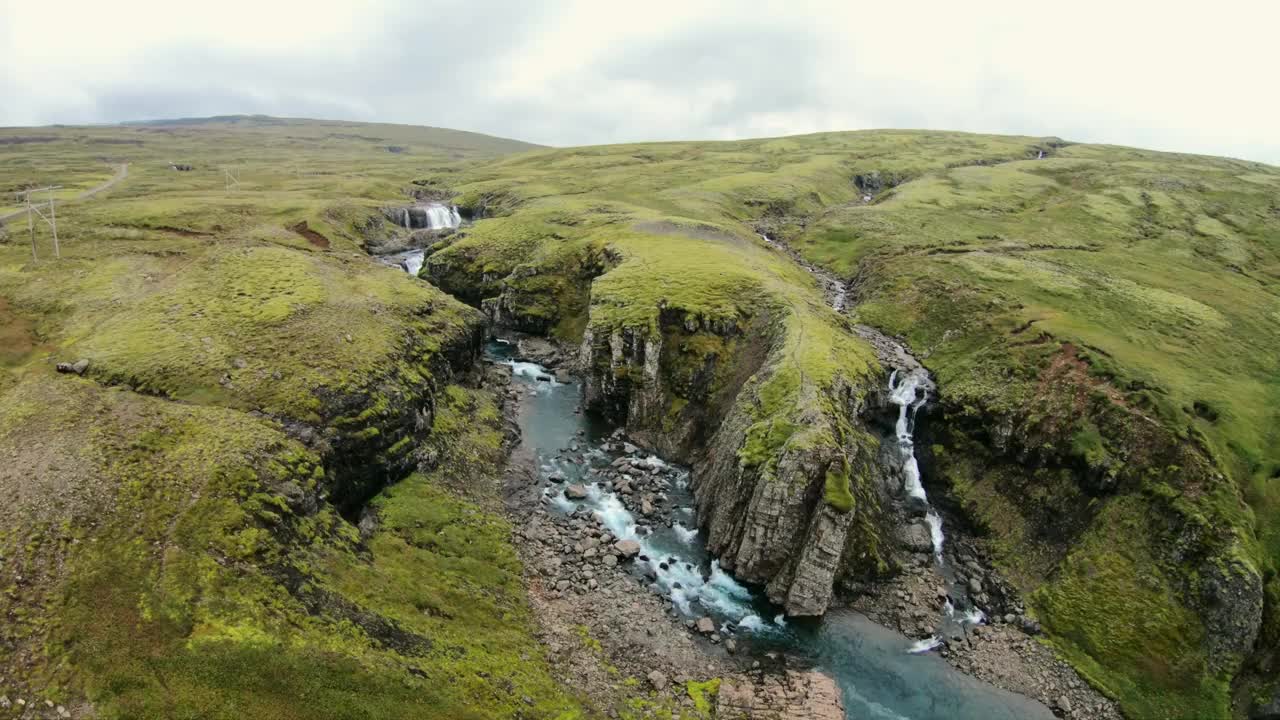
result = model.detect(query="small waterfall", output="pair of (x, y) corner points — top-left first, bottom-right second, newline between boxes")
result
(423, 203), (462, 231)
(397, 203), (463, 231)
(400, 251), (424, 276)
(889, 369), (934, 513)
(889, 368), (990, 652)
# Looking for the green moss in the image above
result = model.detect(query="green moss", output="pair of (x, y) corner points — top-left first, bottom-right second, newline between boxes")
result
(1032, 496), (1228, 719)
(824, 461), (855, 512)
(684, 678), (721, 713)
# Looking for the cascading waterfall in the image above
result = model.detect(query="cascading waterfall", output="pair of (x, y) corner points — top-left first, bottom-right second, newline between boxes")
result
(888, 368), (987, 651)
(889, 369), (946, 559)
(398, 202), (463, 231)
(400, 251), (424, 276)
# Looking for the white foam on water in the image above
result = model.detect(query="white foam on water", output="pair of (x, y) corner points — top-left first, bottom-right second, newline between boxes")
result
(544, 488), (577, 513)
(907, 636), (943, 654)
(503, 360), (560, 385)
(708, 560), (753, 600)
(672, 522), (698, 544)
(774, 613), (787, 627)
(925, 510), (945, 558)
(401, 251), (424, 276)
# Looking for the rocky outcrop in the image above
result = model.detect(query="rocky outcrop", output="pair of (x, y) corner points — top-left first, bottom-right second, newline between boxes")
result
(319, 310), (485, 515)
(579, 308), (768, 458)
(717, 670), (844, 719)
(1253, 688), (1280, 720)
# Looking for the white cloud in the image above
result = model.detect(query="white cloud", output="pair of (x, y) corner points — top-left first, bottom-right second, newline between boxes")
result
(1, 0), (1277, 164)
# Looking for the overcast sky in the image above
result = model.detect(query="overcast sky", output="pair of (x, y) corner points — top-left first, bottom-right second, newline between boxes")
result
(3, 0), (1277, 164)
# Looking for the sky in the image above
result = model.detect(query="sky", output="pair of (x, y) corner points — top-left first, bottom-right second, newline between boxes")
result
(2, 0), (1278, 164)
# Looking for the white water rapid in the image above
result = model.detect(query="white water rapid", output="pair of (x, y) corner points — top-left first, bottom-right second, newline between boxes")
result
(401, 251), (424, 276)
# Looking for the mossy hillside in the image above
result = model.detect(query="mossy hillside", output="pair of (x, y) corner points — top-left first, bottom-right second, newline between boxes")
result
(1032, 496), (1231, 720)
(802, 151), (1279, 540)
(430, 139), (905, 512)
(0, 119), (588, 715)
(0, 371), (581, 718)
(783, 142), (1278, 717)
(0, 119), (505, 512)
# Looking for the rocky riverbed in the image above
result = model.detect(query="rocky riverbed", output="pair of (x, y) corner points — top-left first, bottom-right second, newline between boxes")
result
(846, 528), (1122, 719)
(484, 333), (1125, 720)
(490, 340), (844, 718)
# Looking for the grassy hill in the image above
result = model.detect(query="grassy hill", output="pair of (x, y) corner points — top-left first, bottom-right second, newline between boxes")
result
(0, 118), (586, 719)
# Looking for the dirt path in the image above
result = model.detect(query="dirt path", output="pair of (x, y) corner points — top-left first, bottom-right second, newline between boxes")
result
(0, 163), (129, 223)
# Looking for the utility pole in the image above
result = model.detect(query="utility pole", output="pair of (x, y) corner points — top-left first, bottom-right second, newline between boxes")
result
(18, 186), (62, 261)
(223, 167), (240, 192)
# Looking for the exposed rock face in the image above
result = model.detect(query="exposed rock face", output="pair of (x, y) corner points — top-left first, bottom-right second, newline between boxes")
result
(1197, 556), (1264, 671)
(321, 312), (485, 514)
(574, 303), (899, 617)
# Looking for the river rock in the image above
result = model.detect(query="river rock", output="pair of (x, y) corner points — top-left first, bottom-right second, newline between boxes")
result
(898, 521), (933, 553)
(55, 359), (90, 375)
(565, 484), (589, 500)
(696, 616), (716, 634)
(647, 670), (668, 691)
(614, 539), (641, 559)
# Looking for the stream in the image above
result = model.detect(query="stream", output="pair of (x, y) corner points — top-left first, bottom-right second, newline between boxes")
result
(488, 340), (1056, 720)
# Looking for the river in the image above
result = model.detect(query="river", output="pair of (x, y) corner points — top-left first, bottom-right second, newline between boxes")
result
(487, 339), (1055, 720)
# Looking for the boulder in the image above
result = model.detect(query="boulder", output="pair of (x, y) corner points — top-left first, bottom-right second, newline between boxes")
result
(647, 670), (668, 691)
(614, 539), (641, 559)
(565, 484), (589, 500)
(696, 616), (716, 634)
(897, 521), (933, 553)
(55, 359), (89, 375)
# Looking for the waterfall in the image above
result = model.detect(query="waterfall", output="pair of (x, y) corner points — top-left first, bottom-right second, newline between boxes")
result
(423, 203), (462, 231)
(888, 369), (941, 554)
(398, 203), (463, 231)
(401, 251), (424, 276)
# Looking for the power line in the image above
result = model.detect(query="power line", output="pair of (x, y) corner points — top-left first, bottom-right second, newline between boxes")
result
(16, 186), (62, 261)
